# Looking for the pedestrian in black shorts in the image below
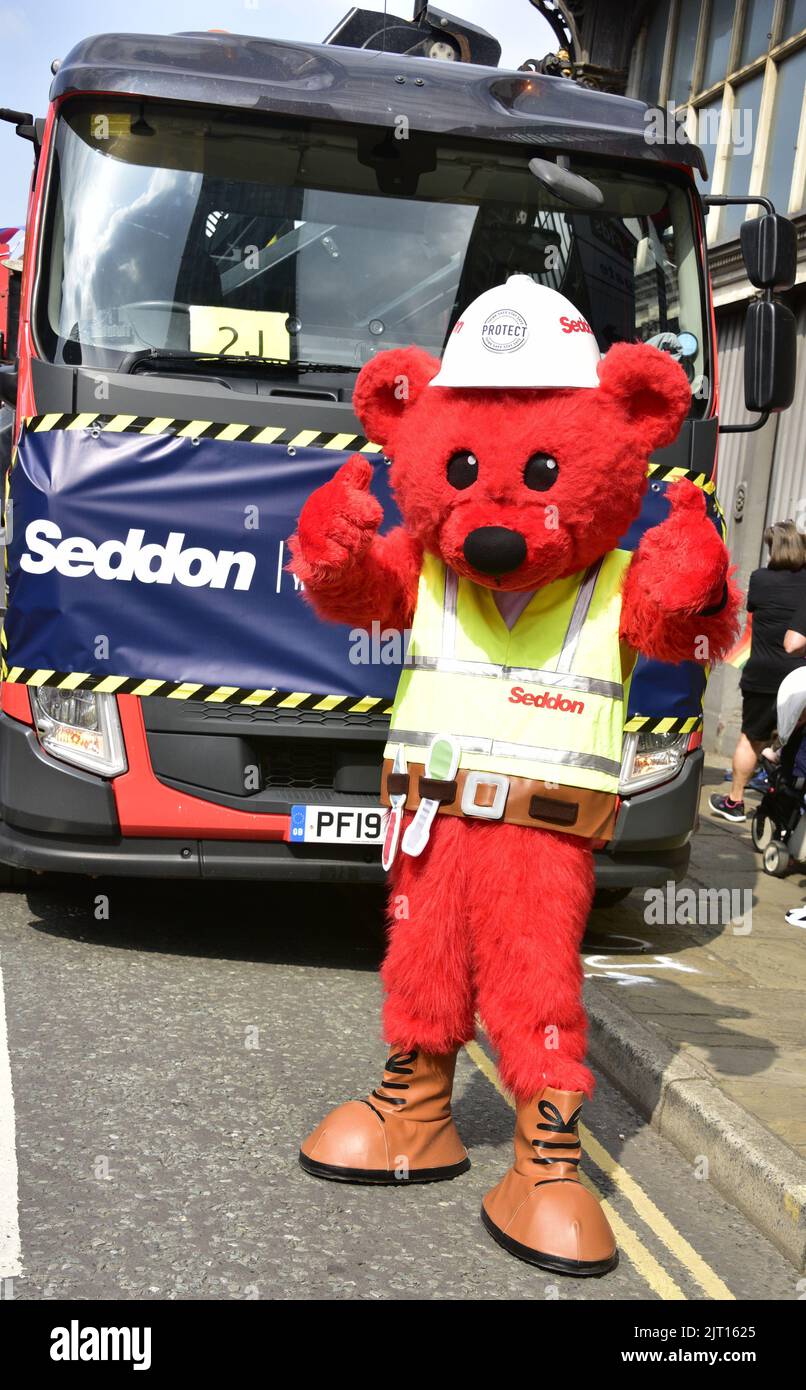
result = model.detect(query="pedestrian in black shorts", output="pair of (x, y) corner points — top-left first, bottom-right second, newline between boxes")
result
(710, 520), (806, 823)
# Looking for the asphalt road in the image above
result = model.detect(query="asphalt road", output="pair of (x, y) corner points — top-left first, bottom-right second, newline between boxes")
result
(0, 874), (799, 1302)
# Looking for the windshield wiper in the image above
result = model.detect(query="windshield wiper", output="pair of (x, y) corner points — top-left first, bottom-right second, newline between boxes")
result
(120, 347), (352, 375)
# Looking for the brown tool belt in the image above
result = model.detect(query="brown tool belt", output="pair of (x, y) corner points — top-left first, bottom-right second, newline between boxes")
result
(381, 760), (618, 841)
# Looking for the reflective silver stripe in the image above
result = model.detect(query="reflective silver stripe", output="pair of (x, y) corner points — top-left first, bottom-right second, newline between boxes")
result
(403, 654), (622, 700)
(491, 740), (620, 777)
(406, 654), (502, 677)
(507, 664), (620, 698)
(556, 560), (603, 673)
(391, 730), (493, 755)
(442, 567), (458, 658)
(389, 729), (620, 778)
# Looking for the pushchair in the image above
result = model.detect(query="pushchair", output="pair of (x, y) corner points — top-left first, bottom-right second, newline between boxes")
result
(752, 668), (806, 876)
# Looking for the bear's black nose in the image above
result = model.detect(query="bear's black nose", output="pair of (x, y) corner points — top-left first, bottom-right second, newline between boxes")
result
(463, 526), (527, 575)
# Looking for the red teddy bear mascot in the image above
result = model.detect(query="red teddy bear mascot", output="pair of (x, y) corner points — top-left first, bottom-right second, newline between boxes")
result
(291, 276), (739, 1277)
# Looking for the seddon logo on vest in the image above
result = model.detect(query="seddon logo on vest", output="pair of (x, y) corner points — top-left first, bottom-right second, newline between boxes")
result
(509, 685), (584, 714)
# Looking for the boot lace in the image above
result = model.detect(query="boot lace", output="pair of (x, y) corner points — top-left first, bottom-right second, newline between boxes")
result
(531, 1098), (582, 1168)
(372, 1049), (418, 1107)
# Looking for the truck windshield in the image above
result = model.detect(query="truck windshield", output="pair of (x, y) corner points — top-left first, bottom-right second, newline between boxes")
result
(38, 102), (709, 412)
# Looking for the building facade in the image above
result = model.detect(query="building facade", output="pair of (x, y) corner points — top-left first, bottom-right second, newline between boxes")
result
(627, 0), (806, 751)
(537, 0), (806, 748)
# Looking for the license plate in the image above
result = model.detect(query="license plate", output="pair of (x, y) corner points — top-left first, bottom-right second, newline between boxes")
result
(288, 804), (387, 845)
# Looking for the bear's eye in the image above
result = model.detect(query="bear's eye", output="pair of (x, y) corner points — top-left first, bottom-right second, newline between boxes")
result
(524, 453), (559, 491)
(446, 451), (478, 490)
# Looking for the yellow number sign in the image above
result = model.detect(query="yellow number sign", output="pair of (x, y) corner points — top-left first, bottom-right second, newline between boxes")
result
(189, 306), (290, 361)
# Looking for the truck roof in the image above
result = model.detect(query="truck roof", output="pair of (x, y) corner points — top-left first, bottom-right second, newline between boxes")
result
(50, 29), (706, 178)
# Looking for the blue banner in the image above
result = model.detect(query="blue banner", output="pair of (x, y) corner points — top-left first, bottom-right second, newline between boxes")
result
(4, 418), (713, 720)
(5, 422), (401, 701)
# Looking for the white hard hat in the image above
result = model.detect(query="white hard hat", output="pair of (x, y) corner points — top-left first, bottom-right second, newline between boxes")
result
(430, 274), (601, 389)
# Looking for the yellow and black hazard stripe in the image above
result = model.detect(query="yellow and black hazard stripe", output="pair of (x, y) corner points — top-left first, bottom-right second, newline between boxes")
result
(22, 413), (384, 454)
(0, 663), (394, 714)
(646, 462), (726, 538)
(646, 461), (716, 494)
(24, 419), (720, 488)
(1, 660), (701, 730)
(2, 656), (702, 730)
(624, 713), (702, 735)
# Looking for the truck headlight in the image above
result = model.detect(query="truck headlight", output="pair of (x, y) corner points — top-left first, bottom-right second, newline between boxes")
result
(619, 730), (688, 794)
(32, 689), (127, 777)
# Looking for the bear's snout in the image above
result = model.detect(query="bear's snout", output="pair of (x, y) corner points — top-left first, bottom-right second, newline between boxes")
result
(463, 527), (527, 576)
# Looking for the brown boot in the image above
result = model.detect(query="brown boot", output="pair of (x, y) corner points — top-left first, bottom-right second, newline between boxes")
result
(299, 1047), (469, 1185)
(482, 1088), (617, 1276)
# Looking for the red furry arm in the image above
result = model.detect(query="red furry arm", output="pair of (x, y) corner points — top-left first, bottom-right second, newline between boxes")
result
(620, 480), (741, 665)
(288, 456), (420, 630)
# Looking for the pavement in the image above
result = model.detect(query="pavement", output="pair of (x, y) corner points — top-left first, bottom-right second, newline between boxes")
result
(0, 840), (803, 1301)
(583, 757), (806, 1270)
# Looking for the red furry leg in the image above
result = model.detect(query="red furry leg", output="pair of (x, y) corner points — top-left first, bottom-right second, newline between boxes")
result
(382, 815), (475, 1053)
(467, 822), (596, 1100)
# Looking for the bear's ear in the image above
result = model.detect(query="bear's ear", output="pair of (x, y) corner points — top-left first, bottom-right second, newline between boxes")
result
(596, 341), (691, 452)
(353, 346), (441, 451)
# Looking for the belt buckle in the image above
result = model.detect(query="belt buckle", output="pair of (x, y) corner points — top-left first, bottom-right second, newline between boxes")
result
(461, 771), (509, 820)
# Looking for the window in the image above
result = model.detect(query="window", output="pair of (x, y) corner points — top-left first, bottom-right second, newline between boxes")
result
(701, 0), (736, 89)
(783, 0), (806, 40)
(631, 0), (806, 246)
(739, 0), (774, 67)
(669, 0), (702, 103)
(721, 72), (765, 240)
(638, 2), (669, 103)
(37, 102), (710, 415)
(766, 46), (806, 213)
(694, 98), (724, 190)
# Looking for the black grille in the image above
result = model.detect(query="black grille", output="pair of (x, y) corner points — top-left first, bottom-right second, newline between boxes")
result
(143, 698), (391, 734)
(143, 697), (386, 811)
(262, 741), (336, 790)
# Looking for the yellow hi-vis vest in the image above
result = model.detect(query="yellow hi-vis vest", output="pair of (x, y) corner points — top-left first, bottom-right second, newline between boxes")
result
(384, 550), (634, 795)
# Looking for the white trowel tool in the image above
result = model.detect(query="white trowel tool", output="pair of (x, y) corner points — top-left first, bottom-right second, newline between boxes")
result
(382, 745), (408, 872)
(401, 734), (461, 857)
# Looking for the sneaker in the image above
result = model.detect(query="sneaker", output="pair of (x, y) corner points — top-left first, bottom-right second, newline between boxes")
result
(785, 906), (806, 929)
(709, 793), (746, 822)
(747, 769), (770, 794)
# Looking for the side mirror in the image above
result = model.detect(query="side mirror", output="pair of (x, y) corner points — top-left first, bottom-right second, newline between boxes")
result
(744, 298), (796, 414)
(740, 214), (797, 290)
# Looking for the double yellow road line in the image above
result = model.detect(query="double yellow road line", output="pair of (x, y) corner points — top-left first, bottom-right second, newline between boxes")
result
(465, 1040), (735, 1301)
